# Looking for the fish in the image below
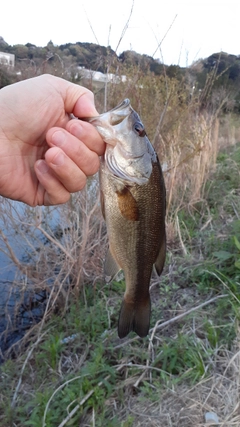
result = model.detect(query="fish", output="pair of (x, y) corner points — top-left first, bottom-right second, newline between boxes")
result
(87, 99), (166, 339)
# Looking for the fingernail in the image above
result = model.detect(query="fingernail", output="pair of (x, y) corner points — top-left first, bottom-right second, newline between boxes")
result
(52, 152), (65, 166)
(51, 130), (66, 147)
(36, 160), (49, 174)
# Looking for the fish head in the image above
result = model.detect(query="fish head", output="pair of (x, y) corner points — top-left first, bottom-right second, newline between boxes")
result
(88, 99), (156, 185)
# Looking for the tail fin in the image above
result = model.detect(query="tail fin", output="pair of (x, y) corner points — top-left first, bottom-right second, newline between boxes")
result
(118, 297), (151, 339)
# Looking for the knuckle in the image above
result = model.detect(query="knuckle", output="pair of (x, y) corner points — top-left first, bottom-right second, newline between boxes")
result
(45, 191), (70, 205)
(89, 155), (100, 175)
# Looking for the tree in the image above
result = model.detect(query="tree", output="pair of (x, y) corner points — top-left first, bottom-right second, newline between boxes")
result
(14, 44), (29, 59)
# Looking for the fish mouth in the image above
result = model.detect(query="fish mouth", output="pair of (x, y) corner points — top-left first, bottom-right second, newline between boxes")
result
(108, 99), (130, 122)
(103, 99), (131, 126)
(83, 99), (131, 126)
(111, 99), (130, 110)
(82, 99), (133, 147)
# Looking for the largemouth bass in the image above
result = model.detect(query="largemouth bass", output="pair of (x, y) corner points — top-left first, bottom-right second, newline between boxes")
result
(87, 99), (166, 338)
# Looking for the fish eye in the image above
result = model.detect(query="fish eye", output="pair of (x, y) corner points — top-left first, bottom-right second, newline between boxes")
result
(134, 123), (146, 137)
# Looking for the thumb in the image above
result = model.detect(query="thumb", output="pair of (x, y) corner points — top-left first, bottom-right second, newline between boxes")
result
(49, 75), (99, 118)
(73, 92), (99, 118)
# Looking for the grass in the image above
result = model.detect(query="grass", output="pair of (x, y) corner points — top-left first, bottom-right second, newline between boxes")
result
(0, 77), (240, 424)
(0, 142), (240, 426)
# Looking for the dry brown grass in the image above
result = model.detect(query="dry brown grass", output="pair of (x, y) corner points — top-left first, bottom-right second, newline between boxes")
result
(121, 330), (240, 427)
(93, 69), (221, 217)
(72, 324), (240, 427)
(1, 67), (240, 427)
(0, 67), (236, 357)
(0, 178), (106, 359)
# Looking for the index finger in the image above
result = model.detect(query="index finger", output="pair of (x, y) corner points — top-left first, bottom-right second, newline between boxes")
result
(66, 120), (105, 156)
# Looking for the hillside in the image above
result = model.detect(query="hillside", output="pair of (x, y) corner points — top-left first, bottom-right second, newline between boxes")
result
(1, 37), (240, 112)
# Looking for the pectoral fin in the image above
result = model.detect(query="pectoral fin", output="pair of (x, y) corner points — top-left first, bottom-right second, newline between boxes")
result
(104, 248), (121, 283)
(116, 187), (139, 221)
(155, 232), (166, 276)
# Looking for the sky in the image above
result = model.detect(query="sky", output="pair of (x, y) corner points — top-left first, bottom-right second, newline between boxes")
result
(1, 0), (240, 67)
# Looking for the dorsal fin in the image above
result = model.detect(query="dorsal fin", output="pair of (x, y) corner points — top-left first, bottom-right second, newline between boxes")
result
(154, 231), (166, 276)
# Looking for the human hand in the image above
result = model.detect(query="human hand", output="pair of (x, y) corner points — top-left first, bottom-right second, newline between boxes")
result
(0, 74), (105, 206)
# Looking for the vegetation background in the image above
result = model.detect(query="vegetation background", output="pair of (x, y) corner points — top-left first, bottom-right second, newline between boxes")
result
(0, 35), (240, 426)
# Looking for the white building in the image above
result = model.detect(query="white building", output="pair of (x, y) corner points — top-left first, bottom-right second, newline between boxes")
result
(0, 52), (15, 67)
(78, 67), (126, 84)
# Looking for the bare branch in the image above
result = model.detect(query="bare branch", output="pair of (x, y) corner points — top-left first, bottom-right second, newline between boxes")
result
(152, 14), (178, 58)
(83, 5), (100, 45)
(115, 0), (135, 53)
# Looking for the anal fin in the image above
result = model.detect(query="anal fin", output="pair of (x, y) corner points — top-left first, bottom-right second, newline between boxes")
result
(104, 248), (121, 283)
